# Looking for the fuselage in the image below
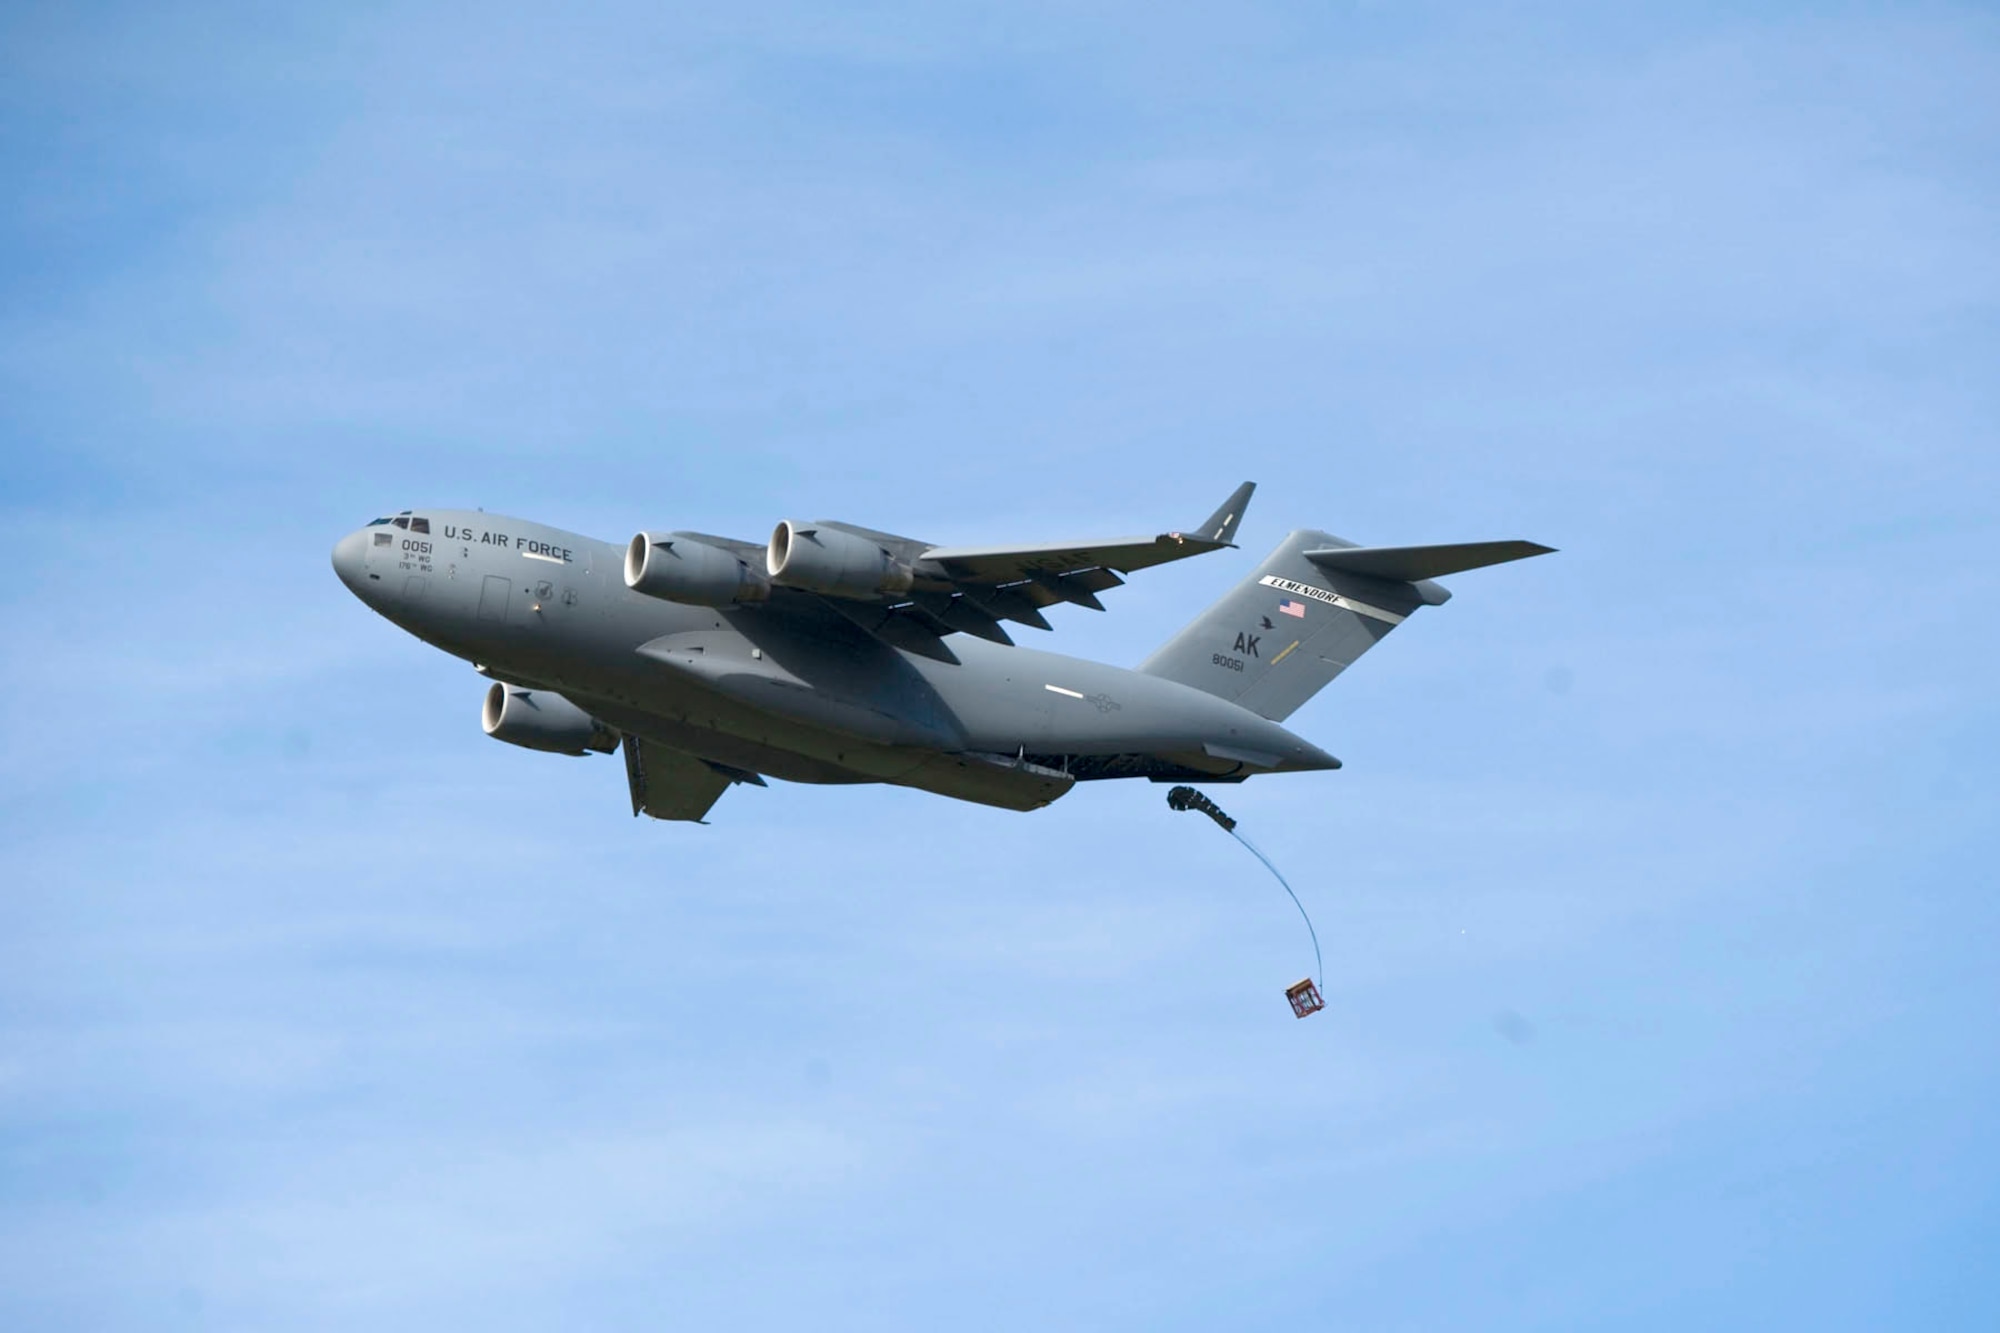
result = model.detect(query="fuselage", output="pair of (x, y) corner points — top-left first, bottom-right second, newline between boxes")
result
(331, 509), (1338, 806)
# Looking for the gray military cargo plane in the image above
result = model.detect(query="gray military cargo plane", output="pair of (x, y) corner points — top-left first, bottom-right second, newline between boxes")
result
(331, 483), (1551, 823)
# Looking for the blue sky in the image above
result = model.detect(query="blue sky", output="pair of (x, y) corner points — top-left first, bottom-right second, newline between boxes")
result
(3, 2), (1996, 1328)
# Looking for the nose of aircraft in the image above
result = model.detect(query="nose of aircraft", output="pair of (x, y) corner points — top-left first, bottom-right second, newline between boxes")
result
(331, 529), (369, 596)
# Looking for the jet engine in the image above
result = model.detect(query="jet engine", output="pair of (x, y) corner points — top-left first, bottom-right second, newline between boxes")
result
(625, 533), (770, 606)
(481, 683), (619, 755)
(767, 521), (914, 600)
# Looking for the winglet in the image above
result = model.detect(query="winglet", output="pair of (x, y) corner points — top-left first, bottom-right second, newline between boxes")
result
(1193, 481), (1255, 546)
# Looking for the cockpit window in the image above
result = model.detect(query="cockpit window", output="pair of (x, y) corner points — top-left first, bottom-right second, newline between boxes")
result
(367, 517), (392, 526)
(392, 516), (410, 529)
(410, 517), (430, 534)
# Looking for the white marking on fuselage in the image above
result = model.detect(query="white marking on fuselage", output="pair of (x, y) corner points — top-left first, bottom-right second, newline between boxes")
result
(1044, 684), (1085, 699)
(522, 550), (565, 564)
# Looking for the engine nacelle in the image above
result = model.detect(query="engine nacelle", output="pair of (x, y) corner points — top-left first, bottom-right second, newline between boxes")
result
(767, 521), (914, 600)
(624, 533), (769, 606)
(481, 683), (619, 755)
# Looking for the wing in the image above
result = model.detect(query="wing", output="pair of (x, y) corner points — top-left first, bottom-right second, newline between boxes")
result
(649, 483), (1254, 658)
(621, 736), (761, 823)
(826, 481), (1256, 649)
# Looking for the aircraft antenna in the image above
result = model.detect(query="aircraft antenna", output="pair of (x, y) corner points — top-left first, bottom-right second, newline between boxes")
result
(1166, 786), (1326, 1018)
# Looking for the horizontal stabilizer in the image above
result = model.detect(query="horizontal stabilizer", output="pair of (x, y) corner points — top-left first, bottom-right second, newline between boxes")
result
(1141, 527), (1555, 722)
(1304, 540), (1555, 583)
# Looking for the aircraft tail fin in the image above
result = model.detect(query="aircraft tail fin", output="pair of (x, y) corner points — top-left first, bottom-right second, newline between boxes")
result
(1137, 530), (1553, 721)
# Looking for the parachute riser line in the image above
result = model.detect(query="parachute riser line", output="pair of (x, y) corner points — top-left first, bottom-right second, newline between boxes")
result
(1227, 827), (1323, 991)
(1164, 786), (1326, 1016)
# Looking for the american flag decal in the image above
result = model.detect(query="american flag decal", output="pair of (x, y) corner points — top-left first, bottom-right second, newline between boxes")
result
(1257, 574), (1407, 625)
(1277, 599), (1307, 618)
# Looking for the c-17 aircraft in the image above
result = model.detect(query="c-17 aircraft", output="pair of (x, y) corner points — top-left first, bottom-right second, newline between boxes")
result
(331, 483), (1551, 823)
